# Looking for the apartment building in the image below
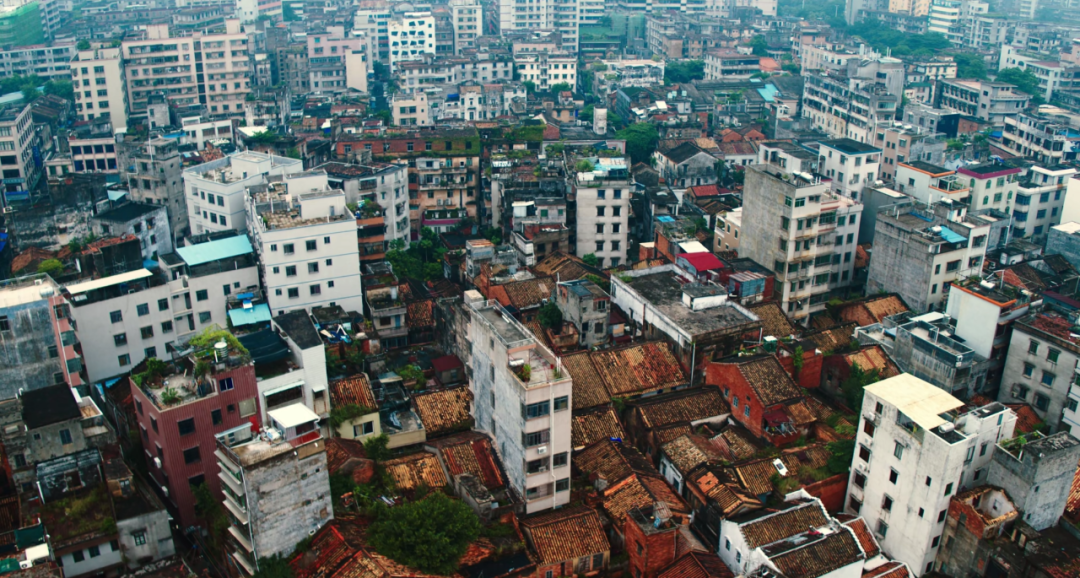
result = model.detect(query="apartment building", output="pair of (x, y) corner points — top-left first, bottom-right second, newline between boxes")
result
(0, 103), (40, 200)
(514, 51), (576, 92)
(245, 173), (363, 315)
(306, 27), (368, 95)
(251, 311), (331, 429)
(122, 20), (251, 118)
(494, 0), (579, 53)
(354, 8), (391, 60)
(937, 79), (1030, 126)
(866, 204), (990, 312)
(0, 0), (43, 47)
(388, 12), (435, 72)
(874, 126), (948, 182)
(802, 66), (901, 142)
(66, 235), (261, 382)
(818, 138), (882, 200)
(91, 202), (174, 261)
(998, 46), (1073, 102)
(216, 407), (331, 575)
(317, 161), (410, 249)
(846, 374), (1017, 576)
(998, 312), (1080, 433)
(894, 161), (970, 206)
(184, 150), (303, 236)
(0, 42), (73, 82)
(703, 51), (761, 80)
(928, 0), (961, 39)
(1011, 165), (1076, 243)
(466, 296), (573, 514)
(957, 162), (1024, 215)
(396, 53), (515, 95)
(645, 12), (723, 60)
(0, 274), (83, 398)
(70, 47), (128, 131)
(571, 155), (631, 268)
(391, 91), (432, 126)
(999, 111), (1080, 165)
(740, 164), (863, 319)
(449, 0), (481, 54)
(126, 138), (188, 239)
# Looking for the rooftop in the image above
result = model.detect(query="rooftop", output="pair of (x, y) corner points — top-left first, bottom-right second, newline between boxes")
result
(93, 202), (161, 223)
(865, 373), (963, 431)
(616, 266), (759, 338)
(21, 385), (81, 429)
(819, 138), (881, 155)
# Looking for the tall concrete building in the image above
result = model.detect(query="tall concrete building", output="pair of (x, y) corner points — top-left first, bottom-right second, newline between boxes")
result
(126, 138), (188, 240)
(997, 312), (1080, 433)
(987, 432), (1080, 531)
(0, 102), (42, 201)
(449, 0), (482, 54)
(388, 12), (436, 72)
(467, 296), (573, 514)
(183, 150), (303, 236)
(846, 374), (1017, 576)
(0, 274), (83, 398)
(70, 47), (128, 131)
(570, 155), (631, 268)
(495, 0), (578, 53)
(740, 164), (862, 321)
(306, 27), (368, 95)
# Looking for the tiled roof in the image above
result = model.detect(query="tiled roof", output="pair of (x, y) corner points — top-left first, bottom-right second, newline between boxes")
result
(662, 434), (723, 474)
(1066, 456), (1080, 524)
(571, 407), (626, 449)
(520, 507), (610, 565)
(687, 468), (758, 516)
(863, 561), (911, 578)
(412, 386), (472, 437)
(739, 501), (829, 548)
(835, 294), (908, 327)
(733, 355), (801, 407)
(501, 276), (554, 310)
(802, 323), (856, 352)
(657, 552), (735, 578)
(532, 251), (605, 281)
(655, 423), (696, 445)
(713, 427), (761, 460)
(635, 388), (729, 430)
(769, 529), (864, 578)
(732, 445), (831, 496)
(563, 351), (611, 409)
(406, 300), (434, 327)
(325, 437), (368, 476)
(331, 375), (378, 410)
(842, 517), (879, 558)
(382, 452), (448, 491)
(431, 432), (504, 490)
(603, 474), (689, 523)
(747, 302), (798, 339)
(838, 346), (899, 378)
(290, 523), (386, 578)
(575, 439), (657, 485)
(592, 342), (687, 397)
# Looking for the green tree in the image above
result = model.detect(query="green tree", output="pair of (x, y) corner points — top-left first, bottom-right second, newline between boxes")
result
(252, 554), (295, 578)
(37, 259), (63, 276)
(43, 80), (74, 101)
(663, 60), (705, 84)
(549, 82), (572, 94)
(367, 492), (480, 575)
(76, 39), (90, 50)
(952, 52), (988, 80)
(615, 123), (659, 165)
(363, 433), (392, 462)
(582, 253), (599, 267)
(522, 81), (536, 94)
(996, 67), (1043, 104)
(21, 85), (39, 103)
(373, 109), (393, 125)
(249, 129), (279, 145)
(574, 159), (595, 173)
(840, 362), (882, 412)
(283, 2), (300, 21)
(538, 301), (563, 330)
(825, 440), (855, 475)
(285, 147), (301, 160)
(749, 35), (769, 56)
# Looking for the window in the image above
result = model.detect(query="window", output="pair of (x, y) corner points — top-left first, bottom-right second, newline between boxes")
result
(849, 496), (862, 513)
(553, 452), (568, 467)
(199, 312), (211, 323)
(524, 401), (550, 419)
(526, 458), (548, 474)
(1029, 340), (1040, 354)
(137, 303), (150, 316)
(893, 441), (904, 459)
(283, 243), (294, 254)
(161, 321), (173, 334)
(133, 531), (147, 546)
(944, 483), (953, 496)
(114, 333), (128, 346)
(196, 289), (208, 301)
(212, 409), (222, 425)
(859, 445), (871, 461)
(1041, 371), (1056, 388)
(1023, 362), (1035, 377)
(554, 396), (569, 411)
(141, 326), (154, 339)
(286, 265), (297, 277)
(288, 288), (300, 299)
(178, 418), (196, 436)
(523, 430), (550, 447)
(926, 476), (933, 486)
(938, 509), (947, 522)
(219, 377), (234, 391)
(308, 262), (319, 273)
(555, 478), (570, 492)
(882, 495), (893, 511)
(145, 346), (157, 358)
(877, 520), (888, 538)
(73, 551), (85, 562)
(889, 469), (899, 484)
(0, 316), (7, 332)
(1048, 349), (1060, 363)
(854, 472), (866, 488)
(1034, 392), (1050, 411)
(59, 429), (73, 445)
(110, 310), (123, 323)
(119, 354), (131, 366)
(158, 298), (169, 311)
(306, 240), (317, 251)
(183, 446), (201, 464)
(863, 420), (875, 436)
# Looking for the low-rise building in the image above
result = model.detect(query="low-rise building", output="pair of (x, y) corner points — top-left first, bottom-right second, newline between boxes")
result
(998, 312), (1080, 433)
(554, 279), (609, 349)
(938, 79), (1030, 126)
(90, 202), (173, 261)
(1011, 165), (1077, 244)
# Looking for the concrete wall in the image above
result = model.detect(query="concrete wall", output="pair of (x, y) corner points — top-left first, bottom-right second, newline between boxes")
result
(117, 504), (175, 566)
(247, 445), (333, 559)
(946, 285), (1001, 359)
(986, 433), (1080, 531)
(1045, 225), (1080, 271)
(0, 298), (67, 399)
(574, 178), (631, 268)
(996, 327), (1076, 432)
(58, 538), (122, 578)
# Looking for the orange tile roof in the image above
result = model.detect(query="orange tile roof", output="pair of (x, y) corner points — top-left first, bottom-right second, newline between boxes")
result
(1065, 462), (1080, 524)
(431, 432), (505, 490)
(662, 434), (723, 474)
(713, 427), (761, 460)
(412, 386), (472, 437)
(324, 437), (368, 476)
(732, 356), (802, 407)
(602, 474), (689, 524)
(803, 323), (857, 352)
(747, 302), (798, 339)
(571, 407), (626, 449)
(635, 388), (729, 430)
(500, 276), (554, 310)
(864, 562), (911, 578)
(592, 342), (687, 398)
(1012, 404), (1044, 433)
(406, 300), (434, 328)
(563, 351), (611, 409)
(575, 439), (657, 485)
(657, 552), (735, 578)
(769, 530), (864, 578)
(843, 517), (879, 558)
(532, 252), (605, 281)
(520, 507), (610, 565)
(838, 346), (900, 378)
(331, 375), (378, 410)
(382, 452), (448, 491)
(732, 445), (831, 496)
(739, 501), (830, 548)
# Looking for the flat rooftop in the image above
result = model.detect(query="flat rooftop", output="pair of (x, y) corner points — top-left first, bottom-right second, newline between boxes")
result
(621, 270), (758, 337)
(865, 374), (963, 430)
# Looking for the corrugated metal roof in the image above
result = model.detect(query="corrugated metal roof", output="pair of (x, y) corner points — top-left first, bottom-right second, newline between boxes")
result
(176, 235), (253, 266)
(228, 303), (272, 326)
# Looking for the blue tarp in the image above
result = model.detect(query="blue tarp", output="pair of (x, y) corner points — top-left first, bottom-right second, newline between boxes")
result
(757, 84), (779, 103)
(229, 303), (272, 326)
(176, 235), (253, 266)
(939, 226), (966, 244)
(143, 259), (158, 269)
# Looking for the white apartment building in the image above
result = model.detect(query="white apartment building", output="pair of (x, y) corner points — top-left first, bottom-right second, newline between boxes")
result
(466, 296), (573, 514)
(254, 311), (331, 429)
(818, 138), (882, 200)
(1011, 165), (1077, 244)
(802, 64), (902, 142)
(184, 150), (303, 235)
(67, 235), (261, 382)
(449, 0), (481, 54)
(999, 46), (1065, 102)
(928, 0), (960, 39)
(998, 312), (1080, 433)
(122, 20), (251, 118)
(70, 47), (128, 131)
(957, 162), (1023, 215)
(354, 8), (391, 60)
(578, 0), (604, 23)
(938, 79), (1030, 126)
(999, 110), (1080, 166)
(391, 92), (431, 126)
(317, 161), (411, 248)
(741, 164), (862, 320)
(571, 156), (631, 268)
(245, 173), (363, 315)
(0, 102), (41, 198)
(846, 374), (1017, 577)
(0, 43), (73, 81)
(388, 12), (436, 72)
(307, 27), (368, 94)
(396, 54), (514, 94)
(495, 0), (579, 53)
(514, 51), (576, 92)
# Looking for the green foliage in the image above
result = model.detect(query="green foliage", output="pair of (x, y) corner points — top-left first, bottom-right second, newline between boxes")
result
(538, 301), (563, 330)
(189, 327), (248, 356)
(0, 74), (41, 96)
(373, 109), (392, 125)
(398, 364), (425, 386)
(253, 554), (295, 578)
(363, 433), (392, 463)
(546, 143), (565, 156)
(519, 364), (532, 382)
(21, 85), (39, 103)
(664, 60), (705, 84)
(549, 82), (572, 94)
(996, 67), (1043, 104)
(43, 80), (74, 101)
(248, 129), (280, 144)
(330, 403), (375, 430)
(851, 19), (950, 57)
(840, 362), (882, 412)
(826, 440), (856, 475)
(953, 52), (988, 80)
(615, 123), (659, 165)
(160, 387), (180, 405)
(386, 226), (446, 281)
(582, 253), (599, 267)
(835, 423), (856, 437)
(749, 35), (769, 56)
(194, 360), (211, 378)
(76, 39), (90, 50)
(36, 259), (63, 275)
(145, 357), (168, 378)
(575, 159), (595, 173)
(480, 522), (516, 538)
(782, 62), (801, 74)
(792, 346), (804, 374)
(285, 147), (301, 160)
(484, 226), (502, 245)
(282, 2), (301, 21)
(522, 81), (536, 94)
(193, 483), (229, 540)
(367, 492), (480, 575)
(584, 273), (609, 292)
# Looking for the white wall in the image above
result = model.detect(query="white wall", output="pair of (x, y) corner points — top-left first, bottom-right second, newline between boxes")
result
(946, 285), (1000, 359)
(59, 539), (123, 578)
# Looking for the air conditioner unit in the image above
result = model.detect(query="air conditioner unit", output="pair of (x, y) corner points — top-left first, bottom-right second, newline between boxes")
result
(154, 457), (162, 469)
(537, 446), (548, 455)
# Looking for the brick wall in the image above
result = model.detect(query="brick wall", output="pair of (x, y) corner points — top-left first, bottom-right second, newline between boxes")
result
(803, 473), (848, 513)
(705, 362), (764, 438)
(623, 516), (678, 578)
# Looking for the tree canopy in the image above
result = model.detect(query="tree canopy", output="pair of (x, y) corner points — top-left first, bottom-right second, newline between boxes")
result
(749, 35), (769, 56)
(663, 60), (705, 84)
(367, 492), (480, 575)
(615, 123), (659, 165)
(840, 363), (882, 412)
(36, 259), (63, 276)
(996, 67), (1043, 104)
(953, 53), (988, 80)
(850, 19), (950, 56)
(538, 301), (563, 330)
(549, 82), (572, 94)
(386, 227), (445, 281)
(582, 253), (599, 267)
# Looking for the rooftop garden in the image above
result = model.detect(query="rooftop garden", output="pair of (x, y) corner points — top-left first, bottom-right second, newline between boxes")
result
(40, 485), (116, 544)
